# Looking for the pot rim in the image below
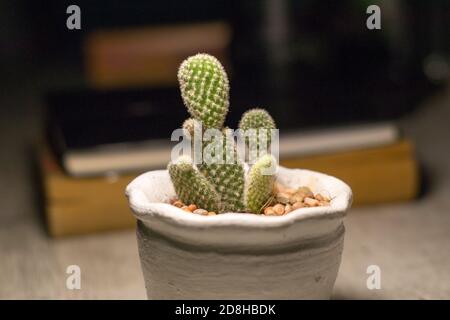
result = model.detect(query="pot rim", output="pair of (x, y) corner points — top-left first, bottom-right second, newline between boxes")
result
(126, 166), (352, 230)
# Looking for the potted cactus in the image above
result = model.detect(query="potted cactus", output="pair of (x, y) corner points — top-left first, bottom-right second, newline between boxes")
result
(126, 54), (352, 299)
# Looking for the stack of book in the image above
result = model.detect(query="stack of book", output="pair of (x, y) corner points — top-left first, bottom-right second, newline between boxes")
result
(40, 90), (419, 236)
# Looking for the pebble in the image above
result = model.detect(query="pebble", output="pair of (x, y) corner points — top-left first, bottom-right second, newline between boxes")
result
(315, 194), (325, 201)
(318, 194), (330, 202)
(171, 200), (218, 216)
(292, 201), (304, 209)
(172, 200), (184, 208)
(193, 209), (208, 215)
(264, 206), (276, 215)
(273, 204), (285, 215)
(304, 197), (320, 207)
(188, 204), (197, 211)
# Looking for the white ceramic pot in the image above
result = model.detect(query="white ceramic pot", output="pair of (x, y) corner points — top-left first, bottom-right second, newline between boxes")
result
(126, 166), (352, 299)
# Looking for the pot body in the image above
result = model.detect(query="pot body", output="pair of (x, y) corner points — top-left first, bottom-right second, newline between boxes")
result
(126, 167), (352, 299)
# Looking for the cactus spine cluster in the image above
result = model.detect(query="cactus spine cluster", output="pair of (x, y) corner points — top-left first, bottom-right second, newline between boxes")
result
(168, 156), (221, 213)
(168, 53), (277, 214)
(178, 54), (229, 129)
(245, 154), (277, 214)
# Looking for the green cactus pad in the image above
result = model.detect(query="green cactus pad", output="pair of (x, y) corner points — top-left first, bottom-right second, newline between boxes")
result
(239, 108), (276, 153)
(198, 130), (246, 212)
(198, 161), (246, 212)
(182, 118), (202, 140)
(178, 53), (229, 128)
(239, 108), (276, 132)
(245, 154), (277, 214)
(168, 156), (221, 212)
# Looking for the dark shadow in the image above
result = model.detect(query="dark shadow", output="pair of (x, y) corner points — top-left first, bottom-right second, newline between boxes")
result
(26, 142), (51, 237)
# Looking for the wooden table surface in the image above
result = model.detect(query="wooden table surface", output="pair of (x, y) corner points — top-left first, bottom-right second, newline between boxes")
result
(1, 76), (449, 299)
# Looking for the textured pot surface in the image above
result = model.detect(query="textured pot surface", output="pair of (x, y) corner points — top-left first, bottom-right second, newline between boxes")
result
(126, 166), (352, 299)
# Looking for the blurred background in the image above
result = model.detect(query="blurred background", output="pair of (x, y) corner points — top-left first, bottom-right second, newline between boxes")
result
(0, 0), (449, 299)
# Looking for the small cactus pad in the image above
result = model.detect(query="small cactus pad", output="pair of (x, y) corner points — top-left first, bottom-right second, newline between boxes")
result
(245, 154), (277, 214)
(239, 108), (276, 132)
(168, 156), (221, 212)
(178, 53), (229, 128)
(239, 108), (276, 151)
(182, 118), (202, 140)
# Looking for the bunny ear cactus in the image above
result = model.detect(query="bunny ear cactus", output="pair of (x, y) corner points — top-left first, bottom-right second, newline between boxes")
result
(245, 154), (277, 214)
(178, 54), (229, 129)
(239, 108), (276, 149)
(239, 109), (277, 213)
(168, 156), (221, 212)
(182, 118), (200, 140)
(239, 109), (276, 133)
(168, 53), (278, 214)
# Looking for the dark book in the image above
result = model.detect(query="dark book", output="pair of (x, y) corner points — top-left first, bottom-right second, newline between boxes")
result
(46, 88), (187, 176)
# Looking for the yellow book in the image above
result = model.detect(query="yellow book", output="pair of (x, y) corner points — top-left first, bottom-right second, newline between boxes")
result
(280, 139), (419, 206)
(40, 147), (137, 237)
